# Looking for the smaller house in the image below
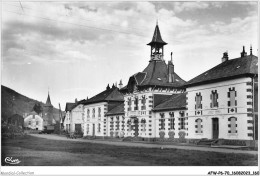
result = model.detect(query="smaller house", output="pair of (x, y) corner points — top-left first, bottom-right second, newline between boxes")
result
(24, 111), (43, 131)
(7, 114), (24, 129)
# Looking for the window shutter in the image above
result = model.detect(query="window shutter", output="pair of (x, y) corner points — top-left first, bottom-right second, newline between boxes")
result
(228, 101), (230, 106)
(228, 92), (230, 98)
(235, 100), (237, 106)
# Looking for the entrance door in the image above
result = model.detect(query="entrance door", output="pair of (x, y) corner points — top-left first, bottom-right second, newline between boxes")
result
(212, 118), (219, 139)
(92, 124), (95, 136)
(134, 118), (139, 137)
(75, 124), (82, 133)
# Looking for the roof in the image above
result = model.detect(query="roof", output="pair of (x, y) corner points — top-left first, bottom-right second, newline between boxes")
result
(186, 55), (258, 87)
(154, 94), (172, 107)
(106, 102), (124, 116)
(147, 24), (167, 46)
(29, 111), (39, 115)
(45, 92), (52, 106)
(122, 60), (186, 92)
(153, 93), (187, 111)
(83, 86), (124, 105)
(8, 114), (23, 119)
(65, 102), (76, 112)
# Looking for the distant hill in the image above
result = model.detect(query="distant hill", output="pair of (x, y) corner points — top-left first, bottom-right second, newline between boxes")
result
(1, 85), (62, 122)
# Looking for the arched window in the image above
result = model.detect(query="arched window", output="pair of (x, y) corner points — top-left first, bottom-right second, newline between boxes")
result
(195, 118), (203, 133)
(228, 117), (237, 133)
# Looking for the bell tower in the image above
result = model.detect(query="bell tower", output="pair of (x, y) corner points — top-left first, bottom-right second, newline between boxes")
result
(147, 21), (167, 61)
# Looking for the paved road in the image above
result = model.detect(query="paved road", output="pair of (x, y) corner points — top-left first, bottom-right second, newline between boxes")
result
(29, 134), (258, 155)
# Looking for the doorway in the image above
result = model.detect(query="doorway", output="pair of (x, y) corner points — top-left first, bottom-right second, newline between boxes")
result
(212, 118), (219, 139)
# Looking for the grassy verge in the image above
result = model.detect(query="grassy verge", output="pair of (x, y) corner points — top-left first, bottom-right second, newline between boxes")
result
(1, 135), (258, 166)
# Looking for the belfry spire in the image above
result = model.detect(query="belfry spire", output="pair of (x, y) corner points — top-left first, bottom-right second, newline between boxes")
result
(147, 22), (167, 61)
(46, 91), (52, 106)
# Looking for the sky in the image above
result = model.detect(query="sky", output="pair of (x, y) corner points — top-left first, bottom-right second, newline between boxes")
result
(1, 1), (259, 110)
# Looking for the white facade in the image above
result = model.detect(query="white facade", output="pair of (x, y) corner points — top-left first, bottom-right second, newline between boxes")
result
(107, 114), (125, 138)
(186, 77), (254, 140)
(83, 102), (107, 137)
(24, 113), (44, 131)
(64, 111), (72, 132)
(123, 88), (184, 138)
(70, 104), (84, 133)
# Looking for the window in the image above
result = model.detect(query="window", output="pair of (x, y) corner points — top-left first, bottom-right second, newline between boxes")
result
(179, 118), (185, 130)
(195, 93), (202, 109)
(110, 117), (114, 131)
(210, 90), (218, 108)
(169, 112), (174, 130)
(87, 109), (90, 118)
(98, 123), (101, 132)
(98, 107), (101, 118)
(141, 119), (146, 131)
(36, 121), (39, 125)
(228, 117), (237, 133)
(141, 95), (146, 110)
(127, 119), (132, 131)
(127, 98), (132, 111)
(228, 88), (237, 107)
(92, 108), (95, 118)
(116, 116), (120, 130)
(195, 118), (202, 133)
(87, 124), (89, 134)
(29, 121), (31, 125)
(33, 115), (35, 119)
(134, 97), (139, 110)
(159, 113), (165, 130)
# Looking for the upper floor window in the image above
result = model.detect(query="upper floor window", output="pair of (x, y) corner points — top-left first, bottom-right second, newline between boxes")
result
(116, 116), (120, 130)
(86, 124), (89, 134)
(33, 115), (35, 119)
(36, 121), (39, 125)
(29, 121), (31, 125)
(87, 109), (90, 118)
(141, 95), (146, 110)
(134, 97), (139, 110)
(210, 90), (218, 108)
(92, 108), (95, 118)
(195, 93), (202, 109)
(228, 88), (237, 107)
(141, 119), (146, 131)
(98, 107), (101, 118)
(127, 98), (132, 111)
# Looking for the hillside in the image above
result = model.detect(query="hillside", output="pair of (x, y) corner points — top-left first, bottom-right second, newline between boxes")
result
(1, 85), (62, 122)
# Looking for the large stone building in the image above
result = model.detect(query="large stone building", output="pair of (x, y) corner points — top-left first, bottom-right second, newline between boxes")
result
(66, 23), (257, 145)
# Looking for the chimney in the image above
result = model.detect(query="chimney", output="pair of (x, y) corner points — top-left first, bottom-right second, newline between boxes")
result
(241, 46), (247, 57)
(221, 51), (229, 63)
(119, 79), (123, 89)
(168, 52), (175, 83)
(250, 45), (253, 55)
(106, 84), (110, 90)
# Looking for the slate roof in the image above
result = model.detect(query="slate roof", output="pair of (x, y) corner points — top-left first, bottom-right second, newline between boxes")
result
(154, 94), (173, 107)
(153, 93), (187, 111)
(186, 55), (258, 87)
(65, 102), (76, 112)
(106, 102), (124, 116)
(83, 86), (124, 105)
(147, 24), (167, 46)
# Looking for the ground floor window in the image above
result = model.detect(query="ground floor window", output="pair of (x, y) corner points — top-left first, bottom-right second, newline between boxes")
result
(179, 118), (185, 130)
(195, 118), (203, 133)
(159, 113), (165, 130)
(98, 123), (101, 132)
(127, 119), (132, 131)
(141, 119), (146, 131)
(169, 118), (174, 130)
(228, 117), (237, 133)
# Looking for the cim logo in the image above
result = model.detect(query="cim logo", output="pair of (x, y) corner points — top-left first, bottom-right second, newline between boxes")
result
(5, 157), (21, 165)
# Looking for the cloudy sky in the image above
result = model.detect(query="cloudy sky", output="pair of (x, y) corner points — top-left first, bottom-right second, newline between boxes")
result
(2, 1), (258, 110)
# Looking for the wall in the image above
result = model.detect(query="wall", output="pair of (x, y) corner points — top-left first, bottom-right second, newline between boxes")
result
(70, 104), (84, 133)
(186, 77), (254, 140)
(24, 114), (43, 131)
